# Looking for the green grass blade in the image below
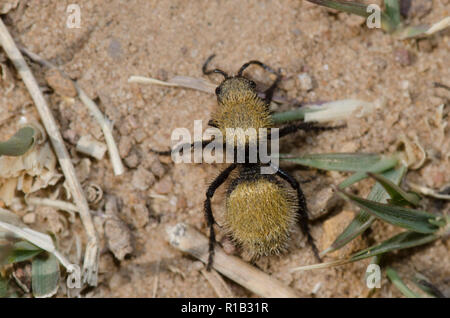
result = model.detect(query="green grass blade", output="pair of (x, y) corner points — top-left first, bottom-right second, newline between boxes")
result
(386, 267), (421, 298)
(412, 273), (445, 298)
(367, 172), (421, 206)
(292, 230), (439, 271)
(282, 153), (387, 172)
(322, 166), (406, 255)
(394, 24), (430, 39)
(7, 241), (44, 264)
(32, 253), (60, 298)
(337, 155), (399, 189)
(350, 231), (439, 260)
(306, 0), (397, 32)
(307, 0), (369, 16)
(0, 126), (36, 157)
(271, 107), (321, 124)
(337, 189), (441, 233)
(384, 0), (401, 29)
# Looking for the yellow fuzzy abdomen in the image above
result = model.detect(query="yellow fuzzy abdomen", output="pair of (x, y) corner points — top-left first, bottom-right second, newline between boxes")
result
(212, 92), (273, 146)
(225, 178), (298, 258)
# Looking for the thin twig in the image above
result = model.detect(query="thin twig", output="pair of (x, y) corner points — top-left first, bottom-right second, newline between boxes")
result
(20, 46), (125, 176)
(128, 75), (216, 94)
(200, 268), (234, 298)
(74, 83), (124, 175)
(26, 197), (78, 221)
(166, 223), (303, 298)
(0, 18), (99, 286)
(407, 183), (450, 201)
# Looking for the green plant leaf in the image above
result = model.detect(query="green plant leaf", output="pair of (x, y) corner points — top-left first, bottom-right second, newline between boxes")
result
(350, 230), (438, 260)
(384, 0), (401, 29)
(281, 153), (395, 172)
(367, 172), (421, 206)
(292, 230), (440, 271)
(0, 126), (36, 157)
(322, 166), (407, 256)
(386, 267), (421, 298)
(412, 273), (445, 298)
(337, 155), (399, 189)
(306, 0), (397, 32)
(7, 241), (44, 264)
(271, 107), (320, 124)
(337, 189), (441, 233)
(32, 253), (60, 298)
(394, 24), (429, 39)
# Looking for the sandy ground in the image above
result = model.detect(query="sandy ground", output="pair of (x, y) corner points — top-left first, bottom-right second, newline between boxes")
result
(0, 0), (449, 297)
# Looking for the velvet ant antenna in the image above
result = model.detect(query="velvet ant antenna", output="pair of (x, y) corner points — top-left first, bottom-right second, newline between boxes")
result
(202, 54), (228, 79)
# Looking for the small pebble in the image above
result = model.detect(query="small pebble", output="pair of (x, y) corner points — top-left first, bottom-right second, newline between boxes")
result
(134, 128), (147, 143)
(394, 48), (414, 66)
(150, 160), (166, 178)
(44, 68), (77, 97)
(418, 39), (433, 53)
(153, 176), (173, 194)
(132, 203), (149, 228)
(190, 261), (204, 272)
(341, 13), (366, 27)
(282, 77), (295, 91)
(308, 187), (342, 220)
(221, 237), (237, 255)
(104, 217), (133, 261)
(62, 129), (79, 145)
(107, 38), (122, 60)
(22, 213), (36, 224)
(124, 150), (140, 168)
(298, 73), (313, 91)
(119, 135), (133, 158)
(132, 167), (155, 191)
(176, 195), (187, 211)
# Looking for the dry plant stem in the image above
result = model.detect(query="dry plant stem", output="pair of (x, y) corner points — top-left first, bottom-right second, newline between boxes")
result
(26, 197), (78, 220)
(200, 268), (234, 298)
(74, 84), (124, 175)
(0, 18), (99, 286)
(20, 46), (124, 176)
(166, 223), (303, 298)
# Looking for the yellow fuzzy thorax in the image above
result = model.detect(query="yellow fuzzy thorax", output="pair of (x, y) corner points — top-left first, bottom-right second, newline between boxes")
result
(225, 177), (298, 258)
(212, 90), (273, 146)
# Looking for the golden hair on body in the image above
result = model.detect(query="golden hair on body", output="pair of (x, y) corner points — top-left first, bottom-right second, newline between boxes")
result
(200, 55), (323, 269)
(154, 55), (340, 270)
(225, 167), (299, 258)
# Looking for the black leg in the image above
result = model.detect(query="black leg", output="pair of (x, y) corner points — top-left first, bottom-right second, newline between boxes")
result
(151, 139), (214, 156)
(276, 167), (321, 262)
(278, 122), (345, 139)
(237, 60), (278, 77)
(204, 163), (237, 270)
(263, 72), (281, 105)
(237, 60), (281, 105)
(434, 82), (450, 91)
(202, 54), (228, 79)
(207, 119), (218, 128)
